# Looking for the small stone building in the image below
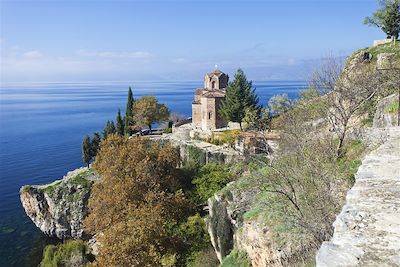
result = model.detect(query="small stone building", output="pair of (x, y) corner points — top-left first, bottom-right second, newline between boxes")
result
(192, 69), (229, 130)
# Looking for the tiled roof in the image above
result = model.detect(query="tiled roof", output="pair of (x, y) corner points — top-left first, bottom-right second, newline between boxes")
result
(206, 69), (225, 78)
(195, 88), (204, 95)
(202, 89), (225, 98)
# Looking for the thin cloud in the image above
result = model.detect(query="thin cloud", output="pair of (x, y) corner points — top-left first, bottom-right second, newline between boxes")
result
(76, 49), (152, 59)
(22, 50), (43, 58)
(172, 58), (186, 63)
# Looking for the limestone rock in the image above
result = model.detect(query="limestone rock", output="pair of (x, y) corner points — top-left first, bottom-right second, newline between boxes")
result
(377, 53), (396, 69)
(373, 93), (399, 128)
(316, 128), (400, 267)
(20, 167), (99, 239)
(207, 184), (258, 263)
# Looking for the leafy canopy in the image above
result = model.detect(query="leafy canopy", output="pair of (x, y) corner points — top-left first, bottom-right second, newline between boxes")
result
(84, 136), (190, 266)
(364, 0), (400, 39)
(132, 96), (170, 131)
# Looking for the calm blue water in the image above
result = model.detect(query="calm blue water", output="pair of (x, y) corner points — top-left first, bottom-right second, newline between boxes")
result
(0, 80), (305, 267)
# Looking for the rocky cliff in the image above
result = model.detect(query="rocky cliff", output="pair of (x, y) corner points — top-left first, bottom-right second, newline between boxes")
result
(20, 167), (99, 239)
(207, 178), (310, 267)
(316, 128), (400, 267)
(207, 183), (258, 262)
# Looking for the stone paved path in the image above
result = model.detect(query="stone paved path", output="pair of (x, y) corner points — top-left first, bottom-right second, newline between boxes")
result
(317, 128), (400, 267)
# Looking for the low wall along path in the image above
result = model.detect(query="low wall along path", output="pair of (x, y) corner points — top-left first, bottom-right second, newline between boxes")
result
(317, 128), (400, 267)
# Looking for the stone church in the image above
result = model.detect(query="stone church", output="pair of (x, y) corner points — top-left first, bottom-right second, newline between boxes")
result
(192, 68), (229, 130)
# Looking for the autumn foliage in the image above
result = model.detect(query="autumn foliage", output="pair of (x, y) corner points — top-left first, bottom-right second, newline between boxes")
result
(84, 135), (191, 266)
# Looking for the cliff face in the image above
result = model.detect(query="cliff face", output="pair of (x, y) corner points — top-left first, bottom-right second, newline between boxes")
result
(207, 182), (309, 267)
(207, 184), (258, 263)
(20, 167), (99, 239)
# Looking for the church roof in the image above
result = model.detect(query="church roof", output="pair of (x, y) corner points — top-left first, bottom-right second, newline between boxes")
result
(202, 89), (225, 98)
(195, 88), (204, 95)
(206, 69), (225, 78)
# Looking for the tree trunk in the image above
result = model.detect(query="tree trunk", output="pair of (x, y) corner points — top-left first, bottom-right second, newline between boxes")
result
(337, 131), (346, 159)
(239, 122), (243, 131)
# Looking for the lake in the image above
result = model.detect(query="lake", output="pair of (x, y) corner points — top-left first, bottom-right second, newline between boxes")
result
(0, 80), (306, 266)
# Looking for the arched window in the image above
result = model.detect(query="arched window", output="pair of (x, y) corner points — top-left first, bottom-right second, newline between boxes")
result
(211, 81), (216, 89)
(208, 112), (212, 120)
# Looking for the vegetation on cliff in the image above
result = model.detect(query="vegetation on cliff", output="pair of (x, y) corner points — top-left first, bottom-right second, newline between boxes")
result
(39, 240), (91, 267)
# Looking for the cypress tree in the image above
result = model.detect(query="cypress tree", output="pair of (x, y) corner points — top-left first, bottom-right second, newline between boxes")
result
(124, 87), (135, 136)
(82, 135), (92, 167)
(108, 121), (116, 135)
(91, 132), (101, 158)
(103, 120), (116, 139)
(116, 109), (125, 136)
(219, 69), (260, 130)
(103, 121), (110, 140)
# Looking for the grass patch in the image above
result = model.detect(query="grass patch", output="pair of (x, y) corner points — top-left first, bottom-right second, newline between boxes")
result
(69, 169), (93, 188)
(349, 41), (400, 67)
(20, 185), (32, 193)
(41, 180), (62, 195)
(384, 100), (399, 113)
(221, 249), (250, 267)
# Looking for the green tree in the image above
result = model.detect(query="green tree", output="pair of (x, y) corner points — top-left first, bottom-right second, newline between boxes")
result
(116, 109), (125, 136)
(102, 120), (116, 139)
(243, 107), (261, 130)
(91, 132), (101, 158)
(124, 87), (135, 136)
(82, 135), (92, 167)
(132, 96), (170, 132)
(219, 69), (260, 130)
(268, 93), (293, 115)
(364, 0), (400, 40)
(192, 163), (232, 203)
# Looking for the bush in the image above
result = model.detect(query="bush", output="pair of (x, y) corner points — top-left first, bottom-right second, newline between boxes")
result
(221, 249), (250, 267)
(192, 163), (233, 203)
(187, 246), (220, 267)
(40, 240), (89, 267)
(214, 130), (240, 146)
(164, 127), (173, 134)
(175, 214), (214, 266)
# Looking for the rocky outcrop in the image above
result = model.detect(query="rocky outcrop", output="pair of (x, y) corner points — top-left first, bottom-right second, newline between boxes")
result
(316, 128), (400, 267)
(207, 183), (259, 262)
(153, 134), (245, 165)
(20, 167), (99, 239)
(373, 94), (399, 128)
(207, 179), (309, 267)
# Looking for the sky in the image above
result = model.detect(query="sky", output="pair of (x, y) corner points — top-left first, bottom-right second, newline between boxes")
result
(0, 0), (386, 83)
